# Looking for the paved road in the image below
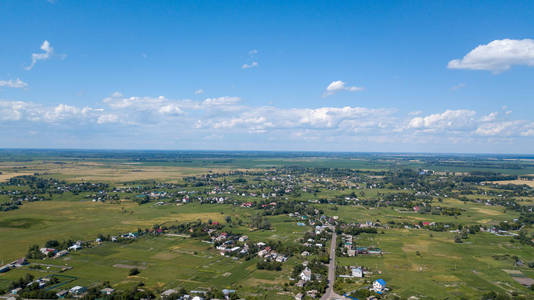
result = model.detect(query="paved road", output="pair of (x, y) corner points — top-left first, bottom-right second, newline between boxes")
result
(320, 229), (347, 300)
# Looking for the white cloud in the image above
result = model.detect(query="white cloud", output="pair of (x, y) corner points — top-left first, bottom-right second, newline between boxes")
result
(2, 93), (534, 151)
(194, 89), (204, 95)
(323, 80), (364, 97)
(242, 61), (258, 69)
(480, 112), (498, 122)
(26, 40), (54, 70)
(202, 96), (240, 107)
(474, 120), (534, 137)
(158, 104), (183, 115)
(248, 49), (258, 56)
(0, 101), (100, 123)
(408, 109), (476, 131)
(448, 39), (534, 73)
(0, 78), (28, 88)
(97, 114), (119, 124)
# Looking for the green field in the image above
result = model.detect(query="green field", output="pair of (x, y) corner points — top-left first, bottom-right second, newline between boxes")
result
(1, 151), (534, 299)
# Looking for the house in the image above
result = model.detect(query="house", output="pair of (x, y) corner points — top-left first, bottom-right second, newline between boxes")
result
(69, 286), (87, 295)
(222, 289), (235, 296)
(368, 248), (382, 255)
(373, 279), (386, 294)
(27, 279), (48, 289)
(161, 289), (177, 297)
(40, 248), (56, 255)
(54, 250), (69, 258)
(300, 267), (312, 282)
(294, 292), (303, 300)
(347, 249), (356, 257)
(100, 288), (114, 295)
(15, 258), (28, 266)
(306, 290), (319, 298)
(258, 249), (269, 257)
(0, 265), (10, 273)
(56, 290), (69, 298)
(351, 267), (363, 278)
(301, 251), (310, 256)
(275, 255), (287, 262)
(69, 244), (82, 251)
(238, 235), (248, 242)
(11, 288), (22, 295)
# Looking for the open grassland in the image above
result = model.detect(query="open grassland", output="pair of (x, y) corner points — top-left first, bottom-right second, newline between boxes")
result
(0, 201), (257, 261)
(320, 196), (518, 226)
(337, 230), (534, 298)
(0, 236), (296, 299)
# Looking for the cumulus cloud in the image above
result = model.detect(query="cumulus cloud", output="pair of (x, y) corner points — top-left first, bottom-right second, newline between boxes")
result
(448, 39), (534, 73)
(408, 109), (476, 131)
(480, 112), (498, 122)
(194, 89), (204, 95)
(475, 121), (534, 137)
(242, 61), (258, 69)
(323, 81), (364, 97)
(0, 100), (100, 123)
(0, 78), (28, 88)
(202, 96), (240, 107)
(2, 92), (534, 151)
(26, 40), (54, 70)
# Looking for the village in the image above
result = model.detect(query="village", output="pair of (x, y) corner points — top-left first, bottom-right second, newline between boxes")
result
(1, 163), (534, 299)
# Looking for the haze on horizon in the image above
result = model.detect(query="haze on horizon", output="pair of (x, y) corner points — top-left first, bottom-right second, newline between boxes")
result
(1, 1), (534, 154)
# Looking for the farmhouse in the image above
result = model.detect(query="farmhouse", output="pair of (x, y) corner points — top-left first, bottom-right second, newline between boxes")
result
(351, 267), (363, 278)
(68, 244), (82, 251)
(0, 265), (10, 273)
(100, 288), (115, 295)
(54, 250), (69, 258)
(56, 290), (69, 298)
(161, 289), (177, 297)
(300, 267), (312, 282)
(15, 257), (28, 266)
(373, 279), (386, 294)
(40, 248), (56, 255)
(69, 286), (87, 295)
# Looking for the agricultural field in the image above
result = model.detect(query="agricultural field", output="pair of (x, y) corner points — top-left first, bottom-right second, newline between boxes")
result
(1, 150), (534, 299)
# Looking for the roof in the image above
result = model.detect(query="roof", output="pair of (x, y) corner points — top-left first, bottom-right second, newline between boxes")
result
(376, 278), (386, 285)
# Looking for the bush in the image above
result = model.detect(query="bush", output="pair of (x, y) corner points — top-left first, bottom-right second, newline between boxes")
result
(129, 268), (140, 276)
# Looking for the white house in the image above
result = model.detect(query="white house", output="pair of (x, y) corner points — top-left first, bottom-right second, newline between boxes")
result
(69, 286), (87, 295)
(68, 244), (82, 251)
(300, 267), (312, 282)
(351, 267), (363, 278)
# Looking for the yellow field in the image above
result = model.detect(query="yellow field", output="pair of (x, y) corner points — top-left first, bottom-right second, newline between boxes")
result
(0, 161), (228, 183)
(0, 171), (35, 182)
(488, 179), (534, 188)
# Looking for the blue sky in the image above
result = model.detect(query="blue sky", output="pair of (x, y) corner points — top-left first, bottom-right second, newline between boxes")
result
(1, 1), (534, 153)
